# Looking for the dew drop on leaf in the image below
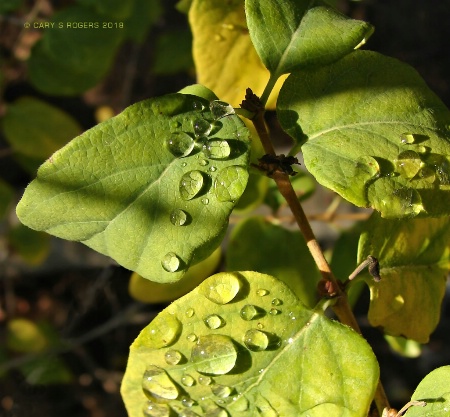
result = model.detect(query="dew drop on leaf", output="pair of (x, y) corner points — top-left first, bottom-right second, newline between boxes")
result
(164, 349), (183, 366)
(199, 273), (241, 304)
(426, 154), (450, 185)
(192, 100), (204, 111)
(211, 384), (233, 398)
(199, 159), (209, 166)
(179, 170), (205, 200)
(203, 140), (231, 160)
(181, 374), (195, 387)
(142, 365), (179, 400)
(204, 314), (225, 329)
(201, 198), (209, 205)
(244, 329), (269, 351)
(394, 150), (422, 178)
(147, 314), (181, 349)
(256, 289), (269, 296)
(166, 132), (195, 158)
(209, 100), (235, 119)
(185, 308), (195, 318)
(161, 252), (181, 272)
(231, 395), (249, 412)
(209, 166), (217, 172)
(190, 334), (237, 375)
(170, 209), (187, 226)
(271, 298), (282, 306)
(269, 308), (281, 316)
(391, 187), (423, 217)
(198, 375), (213, 385)
(193, 118), (213, 138)
(239, 304), (265, 321)
(214, 166), (248, 202)
(400, 132), (417, 144)
(415, 166), (436, 184)
(186, 333), (198, 342)
(143, 401), (171, 417)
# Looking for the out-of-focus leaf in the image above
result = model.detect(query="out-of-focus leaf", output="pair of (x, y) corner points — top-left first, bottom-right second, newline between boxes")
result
(77, 0), (133, 19)
(20, 356), (73, 385)
(227, 216), (320, 307)
(16, 89), (250, 283)
(278, 51), (450, 219)
(176, 0), (193, 14)
(0, 179), (14, 220)
(358, 212), (450, 343)
(0, 0), (23, 13)
(7, 318), (48, 353)
(121, 271), (379, 417)
(8, 224), (51, 265)
(124, 0), (162, 43)
(384, 335), (421, 358)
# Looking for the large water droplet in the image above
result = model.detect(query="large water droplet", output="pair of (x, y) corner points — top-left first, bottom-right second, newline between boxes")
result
(143, 401), (171, 417)
(190, 334), (237, 375)
(170, 209), (187, 226)
(193, 119), (213, 138)
(214, 166), (248, 202)
(166, 132), (195, 157)
(161, 252), (181, 272)
(210, 100), (235, 119)
(211, 384), (233, 398)
(256, 289), (269, 297)
(394, 150), (422, 178)
(203, 140), (231, 160)
(230, 395), (249, 412)
(244, 329), (269, 351)
(147, 314), (181, 348)
(400, 132), (416, 144)
(391, 187), (423, 217)
(415, 166), (436, 184)
(164, 349), (183, 366)
(240, 304), (265, 321)
(204, 314), (225, 329)
(181, 374), (195, 387)
(179, 170), (205, 200)
(426, 154), (450, 185)
(186, 333), (198, 342)
(199, 273), (241, 304)
(198, 375), (213, 385)
(142, 365), (179, 400)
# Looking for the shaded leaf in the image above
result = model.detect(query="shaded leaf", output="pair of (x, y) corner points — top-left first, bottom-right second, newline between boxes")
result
(406, 366), (450, 416)
(124, 0), (162, 43)
(278, 51), (450, 218)
(121, 271), (379, 417)
(8, 224), (51, 265)
(227, 217), (321, 308)
(77, 0), (133, 19)
(245, 0), (373, 77)
(384, 335), (421, 358)
(16, 90), (250, 283)
(189, 0), (285, 108)
(0, 0), (22, 13)
(358, 212), (450, 343)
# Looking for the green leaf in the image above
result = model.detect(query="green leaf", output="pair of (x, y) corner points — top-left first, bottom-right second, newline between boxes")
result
(8, 224), (51, 265)
(358, 212), (450, 343)
(16, 91), (250, 283)
(406, 366), (450, 416)
(278, 51), (450, 219)
(245, 0), (373, 78)
(28, 6), (124, 95)
(121, 271), (379, 417)
(0, 0), (23, 13)
(227, 217), (321, 308)
(384, 335), (421, 358)
(124, 0), (162, 43)
(3, 97), (82, 159)
(233, 172), (268, 213)
(77, 0), (134, 19)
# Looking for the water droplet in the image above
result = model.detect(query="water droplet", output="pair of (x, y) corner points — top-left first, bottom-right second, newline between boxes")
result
(142, 365), (179, 400)
(269, 308), (281, 316)
(256, 289), (269, 296)
(182, 162), (187, 167)
(199, 273), (241, 304)
(271, 298), (282, 306)
(257, 323), (264, 330)
(186, 333), (197, 342)
(201, 198), (209, 205)
(230, 396), (249, 412)
(240, 305), (265, 321)
(166, 132), (195, 158)
(415, 166), (436, 184)
(204, 314), (225, 329)
(209, 100), (235, 119)
(209, 166), (217, 172)
(214, 166), (248, 202)
(170, 209), (187, 226)
(181, 397), (195, 407)
(179, 170), (205, 200)
(199, 159), (209, 166)
(394, 150), (422, 178)
(211, 384), (233, 398)
(391, 187), (423, 217)
(244, 329), (269, 351)
(192, 101), (204, 111)
(171, 120), (181, 129)
(185, 308), (195, 318)
(198, 375), (213, 385)
(161, 252), (181, 272)
(143, 401), (171, 417)
(190, 334), (237, 375)
(147, 314), (181, 348)
(181, 374), (195, 387)
(193, 119), (213, 138)
(400, 132), (416, 144)
(203, 140), (231, 160)
(102, 134), (115, 146)
(426, 154), (450, 185)
(164, 349), (183, 366)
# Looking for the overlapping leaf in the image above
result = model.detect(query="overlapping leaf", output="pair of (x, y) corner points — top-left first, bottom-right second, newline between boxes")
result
(16, 88), (250, 283)
(121, 271), (379, 417)
(358, 213), (450, 343)
(278, 51), (450, 218)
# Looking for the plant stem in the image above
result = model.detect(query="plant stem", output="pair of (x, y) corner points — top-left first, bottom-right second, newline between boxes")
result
(248, 100), (390, 415)
(260, 73), (279, 107)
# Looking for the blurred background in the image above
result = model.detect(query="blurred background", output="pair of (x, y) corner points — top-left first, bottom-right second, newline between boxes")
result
(1, 0), (450, 416)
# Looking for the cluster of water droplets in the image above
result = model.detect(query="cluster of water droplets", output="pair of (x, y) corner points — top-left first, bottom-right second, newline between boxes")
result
(161, 99), (248, 274)
(140, 274), (294, 416)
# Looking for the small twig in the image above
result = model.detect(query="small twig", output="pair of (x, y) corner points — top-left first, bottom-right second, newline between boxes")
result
(395, 401), (426, 417)
(349, 255), (381, 282)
